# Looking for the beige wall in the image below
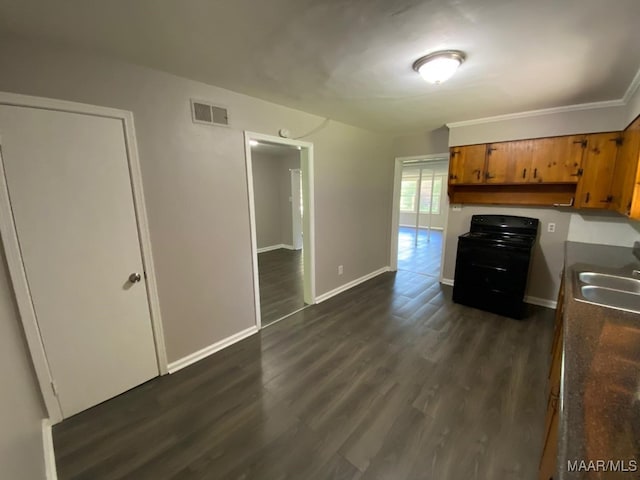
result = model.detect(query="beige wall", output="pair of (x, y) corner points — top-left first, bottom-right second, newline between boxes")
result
(251, 149), (300, 249)
(0, 39), (393, 363)
(443, 205), (571, 301)
(0, 245), (46, 480)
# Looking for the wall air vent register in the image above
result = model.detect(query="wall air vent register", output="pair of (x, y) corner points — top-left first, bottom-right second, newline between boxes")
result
(190, 99), (229, 126)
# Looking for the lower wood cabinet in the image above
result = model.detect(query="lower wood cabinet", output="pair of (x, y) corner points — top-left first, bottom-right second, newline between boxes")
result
(539, 276), (564, 480)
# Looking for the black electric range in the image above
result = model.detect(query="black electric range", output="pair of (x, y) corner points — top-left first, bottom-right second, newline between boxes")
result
(452, 214), (539, 319)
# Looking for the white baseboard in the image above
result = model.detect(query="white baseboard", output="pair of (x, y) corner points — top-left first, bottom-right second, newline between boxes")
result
(42, 419), (57, 480)
(168, 326), (258, 373)
(315, 267), (390, 303)
(257, 244), (295, 253)
(440, 278), (557, 308)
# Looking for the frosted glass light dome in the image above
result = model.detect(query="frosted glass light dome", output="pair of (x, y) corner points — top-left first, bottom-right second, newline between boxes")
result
(413, 51), (465, 85)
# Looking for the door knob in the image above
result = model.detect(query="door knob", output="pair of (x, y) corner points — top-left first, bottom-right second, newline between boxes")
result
(129, 273), (142, 283)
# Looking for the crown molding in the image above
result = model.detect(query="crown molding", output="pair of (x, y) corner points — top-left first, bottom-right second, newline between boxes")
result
(446, 99), (625, 128)
(446, 65), (640, 129)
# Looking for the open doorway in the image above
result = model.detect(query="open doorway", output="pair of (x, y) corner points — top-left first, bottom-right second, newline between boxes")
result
(245, 132), (315, 328)
(390, 154), (450, 279)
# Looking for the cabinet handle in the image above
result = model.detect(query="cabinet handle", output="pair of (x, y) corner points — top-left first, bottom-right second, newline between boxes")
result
(522, 168), (527, 179)
(600, 195), (613, 203)
(553, 197), (574, 207)
(449, 174), (457, 180)
(570, 168), (583, 177)
(585, 192), (590, 204)
(473, 169), (481, 181)
(573, 139), (587, 148)
(487, 146), (497, 154)
(533, 168), (538, 179)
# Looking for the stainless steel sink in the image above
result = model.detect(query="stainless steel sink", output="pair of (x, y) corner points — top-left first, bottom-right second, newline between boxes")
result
(578, 272), (640, 293)
(574, 270), (640, 314)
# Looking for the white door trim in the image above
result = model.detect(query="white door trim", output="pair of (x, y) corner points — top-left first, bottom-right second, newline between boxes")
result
(390, 153), (450, 283)
(244, 132), (316, 330)
(0, 91), (168, 424)
(290, 168), (303, 250)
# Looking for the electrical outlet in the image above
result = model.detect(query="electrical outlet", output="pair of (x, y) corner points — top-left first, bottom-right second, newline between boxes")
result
(338, 265), (343, 275)
(547, 222), (556, 233)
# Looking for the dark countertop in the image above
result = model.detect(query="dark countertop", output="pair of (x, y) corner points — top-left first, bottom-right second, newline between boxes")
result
(559, 241), (640, 479)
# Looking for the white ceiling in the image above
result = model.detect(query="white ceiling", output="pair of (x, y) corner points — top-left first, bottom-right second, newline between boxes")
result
(1, 0), (639, 132)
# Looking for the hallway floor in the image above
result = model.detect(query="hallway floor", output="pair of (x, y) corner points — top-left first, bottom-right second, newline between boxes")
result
(258, 248), (304, 326)
(397, 226), (442, 277)
(53, 270), (553, 480)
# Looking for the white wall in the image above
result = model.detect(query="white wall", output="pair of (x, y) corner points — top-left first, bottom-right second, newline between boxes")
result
(392, 127), (449, 157)
(399, 212), (446, 230)
(0, 244), (46, 480)
(448, 105), (628, 146)
(0, 39), (393, 364)
(567, 212), (640, 246)
(626, 76), (640, 125)
(251, 149), (300, 249)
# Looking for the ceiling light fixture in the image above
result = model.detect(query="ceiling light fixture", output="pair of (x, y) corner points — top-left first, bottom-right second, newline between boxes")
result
(413, 50), (466, 84)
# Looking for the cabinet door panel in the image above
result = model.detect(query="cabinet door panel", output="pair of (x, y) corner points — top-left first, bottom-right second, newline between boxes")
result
(610, 117), (640, 215)
(531, 136), (585, 183)
(485, 140), (533, 184)
(449, 144), (486, 184)
(575, 133), (620, 209)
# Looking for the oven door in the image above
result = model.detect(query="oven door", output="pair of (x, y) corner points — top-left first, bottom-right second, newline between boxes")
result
(452, 236), (532, 318)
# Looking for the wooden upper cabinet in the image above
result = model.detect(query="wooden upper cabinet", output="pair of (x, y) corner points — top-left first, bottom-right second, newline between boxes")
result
(485, 140), (534, 184)
(449, 144), (486, 184)
(530, 136), (585, 183)
(610, 116), (640, 216)
(575, 132), (621, 209)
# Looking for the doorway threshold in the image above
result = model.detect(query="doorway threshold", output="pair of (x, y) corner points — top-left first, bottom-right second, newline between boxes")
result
(263, 305), (312, 328)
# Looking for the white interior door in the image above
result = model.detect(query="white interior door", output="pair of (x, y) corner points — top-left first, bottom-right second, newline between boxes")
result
(291, 168), (303, 250)
(0, 105), (158, 418)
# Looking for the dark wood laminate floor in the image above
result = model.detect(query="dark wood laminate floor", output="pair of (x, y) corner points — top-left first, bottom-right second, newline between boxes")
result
(258, 248), (304, 326)
(397, 227), (442, 277)
(53, 270), (554, 480)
